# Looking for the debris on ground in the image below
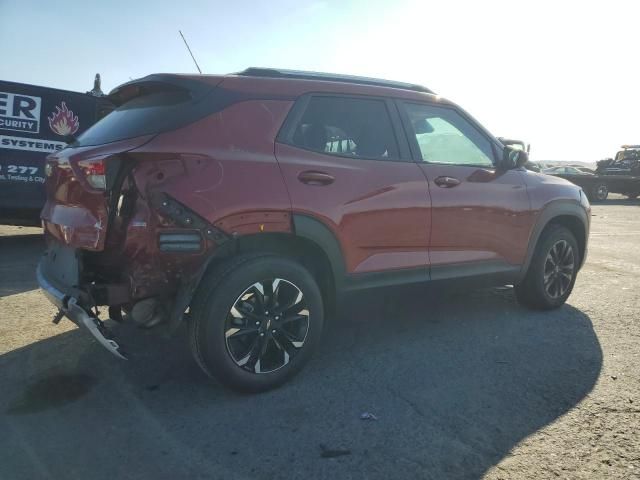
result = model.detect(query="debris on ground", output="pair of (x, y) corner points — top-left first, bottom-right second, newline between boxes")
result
(360, 412), (379, 421)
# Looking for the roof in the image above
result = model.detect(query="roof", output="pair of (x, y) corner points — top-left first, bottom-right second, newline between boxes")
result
(107, 69), (439, 106)
(235, 67), (434, 94)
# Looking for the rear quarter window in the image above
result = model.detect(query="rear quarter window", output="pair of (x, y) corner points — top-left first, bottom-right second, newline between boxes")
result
(74, 89), (201, 147)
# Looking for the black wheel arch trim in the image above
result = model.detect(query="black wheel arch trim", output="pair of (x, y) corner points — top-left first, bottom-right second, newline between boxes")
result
(519, 199), (589, 282)
(165, 215), (344, 337)
(292, 214), (347, 290)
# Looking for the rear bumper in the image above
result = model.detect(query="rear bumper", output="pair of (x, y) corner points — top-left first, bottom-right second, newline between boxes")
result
(37, 261), (127, 359)
(36, 260), (68, 310)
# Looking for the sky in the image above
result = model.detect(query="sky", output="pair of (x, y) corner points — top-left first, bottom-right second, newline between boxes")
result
(1, 0), (637, 162)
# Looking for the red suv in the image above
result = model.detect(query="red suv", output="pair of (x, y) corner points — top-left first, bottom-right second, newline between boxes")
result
(38, 68), (590, 392)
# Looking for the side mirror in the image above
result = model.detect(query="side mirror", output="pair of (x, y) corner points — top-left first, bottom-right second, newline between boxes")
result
(501, 146), (529, 170)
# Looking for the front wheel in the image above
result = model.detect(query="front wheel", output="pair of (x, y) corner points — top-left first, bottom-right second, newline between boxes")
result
(515, 225), (579, 310)
(189, 254), (324, 392)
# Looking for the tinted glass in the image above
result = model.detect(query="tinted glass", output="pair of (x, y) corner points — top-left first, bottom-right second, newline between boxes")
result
(291, 96), (399, 160)
(74, 89), (193, 147)
(403, 103), (494, 167)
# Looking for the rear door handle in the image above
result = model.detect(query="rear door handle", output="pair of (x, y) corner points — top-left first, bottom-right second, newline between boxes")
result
(434, 176), (461, 188)
(298, 171), (335, 186)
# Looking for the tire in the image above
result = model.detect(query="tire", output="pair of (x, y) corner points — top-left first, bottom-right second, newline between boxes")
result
(627, 193), (639, 200)
(515, 225), (579, 310)
(188, 254), (324, 392)
(591, 183), (608, 202)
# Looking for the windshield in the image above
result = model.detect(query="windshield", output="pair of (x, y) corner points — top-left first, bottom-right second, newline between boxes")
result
(615, 149), (640, 161)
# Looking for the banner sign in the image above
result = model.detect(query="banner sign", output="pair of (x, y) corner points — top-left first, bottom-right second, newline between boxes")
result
(0, 92), (42, 134)
(0, 80), (106, 214)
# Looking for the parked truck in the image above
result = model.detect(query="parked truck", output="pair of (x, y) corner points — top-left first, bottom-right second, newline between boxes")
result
(0, 76), (111, 225)
(595, 145), (640, 199)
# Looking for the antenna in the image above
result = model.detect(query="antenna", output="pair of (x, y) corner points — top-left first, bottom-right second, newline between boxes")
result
(179, 30), (202, 74)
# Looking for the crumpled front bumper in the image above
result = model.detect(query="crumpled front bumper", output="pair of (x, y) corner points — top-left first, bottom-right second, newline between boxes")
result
(36, 261), (127, 360)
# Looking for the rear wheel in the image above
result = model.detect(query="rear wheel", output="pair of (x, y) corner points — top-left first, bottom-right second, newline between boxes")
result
(189, 254), (324, 392)
(515, 225), (579, 310)
(591, 183), (608, 202)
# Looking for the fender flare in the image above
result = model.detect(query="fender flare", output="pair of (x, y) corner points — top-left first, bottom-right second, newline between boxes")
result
(292, 214), (347, 291)
(164, 214), (347, 336)
(519, 199), (589, 281)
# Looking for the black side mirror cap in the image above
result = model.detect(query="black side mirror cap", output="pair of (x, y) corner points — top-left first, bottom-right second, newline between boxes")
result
(501, 146), (529, 170)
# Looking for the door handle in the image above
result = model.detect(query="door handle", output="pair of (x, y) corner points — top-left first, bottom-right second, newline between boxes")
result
(298, 171), (335, 186)
(434, 176), (461, 188)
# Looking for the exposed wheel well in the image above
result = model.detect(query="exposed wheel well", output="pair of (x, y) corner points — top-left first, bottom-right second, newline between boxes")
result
(545, 215), (587, 265)
(209, 233), (336, 314)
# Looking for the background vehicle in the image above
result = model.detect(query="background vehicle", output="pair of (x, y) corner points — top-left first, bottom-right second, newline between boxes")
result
(543, 166), (596, 176)
(595, 145), (640, 199)
(0, 75), (111, 225)
(542, 166), (609, 201)
(38, 68), (591, 392)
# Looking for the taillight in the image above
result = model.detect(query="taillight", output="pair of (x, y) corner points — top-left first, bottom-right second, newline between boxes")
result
(78, 158), (107, 190)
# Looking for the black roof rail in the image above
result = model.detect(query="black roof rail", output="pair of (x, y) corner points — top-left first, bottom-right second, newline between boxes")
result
(236, 67), (434, 94)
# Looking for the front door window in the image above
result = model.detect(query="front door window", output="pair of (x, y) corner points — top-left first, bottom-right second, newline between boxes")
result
(403, 102), (495, 168)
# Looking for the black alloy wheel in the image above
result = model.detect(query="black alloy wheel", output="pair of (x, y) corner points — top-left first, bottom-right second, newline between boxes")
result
(225, 278), (310, 374)
(514, 224), (579, 310)
(542, 240), (575, 299)
(189, 254), (324, 392)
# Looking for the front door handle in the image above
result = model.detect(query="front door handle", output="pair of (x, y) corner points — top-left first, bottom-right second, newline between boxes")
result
(298, 171), (335, 186)
(434, 176), (461, 188)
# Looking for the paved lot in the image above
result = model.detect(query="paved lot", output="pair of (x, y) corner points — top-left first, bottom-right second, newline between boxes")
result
(1, 197), (639, 480)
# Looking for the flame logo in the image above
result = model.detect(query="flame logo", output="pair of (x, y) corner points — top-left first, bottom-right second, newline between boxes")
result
(48, 102), (80, 136)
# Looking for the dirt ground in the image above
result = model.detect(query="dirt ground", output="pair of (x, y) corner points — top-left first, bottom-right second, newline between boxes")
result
(0, 196), (638, 480)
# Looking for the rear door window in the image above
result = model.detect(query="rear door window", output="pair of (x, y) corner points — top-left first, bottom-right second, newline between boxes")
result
(289, 96), (400, 161)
